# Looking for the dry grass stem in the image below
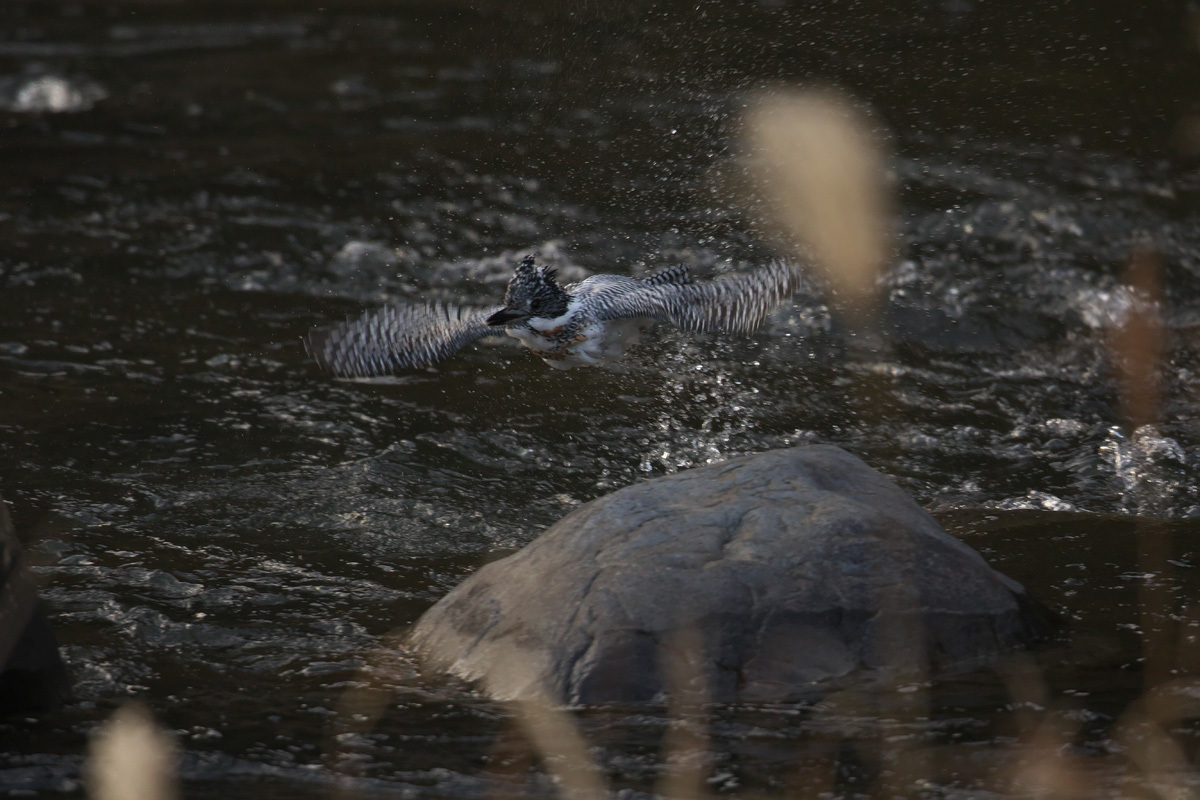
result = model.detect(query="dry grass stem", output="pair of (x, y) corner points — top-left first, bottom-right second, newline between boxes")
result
(332, 630), (412, 738)
(657, 628), (713, 800)
(86, 702), (180, 800)
(1115, 698), (1198, 800)
(1109, 245), (1165, 431)
(1007, 714), (1097, 800)
(997, 654), (1052, 738)
(1104, 245), (1177, 688)
(1174, 605), (1200, 674)
(1138, 523), (1177, 691)
(511, 695), (608, 800)
(744, 88), (892, 319)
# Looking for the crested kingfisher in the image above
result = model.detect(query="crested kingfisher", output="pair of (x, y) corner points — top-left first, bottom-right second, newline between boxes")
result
(304, 256), (807, 376)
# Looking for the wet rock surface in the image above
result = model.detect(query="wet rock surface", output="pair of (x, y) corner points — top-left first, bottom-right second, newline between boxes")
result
(411, 446), (1054, 703)
(0, 497), (70, 715)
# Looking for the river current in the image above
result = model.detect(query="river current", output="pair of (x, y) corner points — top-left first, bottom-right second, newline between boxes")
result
(2, 1), (1200, 797)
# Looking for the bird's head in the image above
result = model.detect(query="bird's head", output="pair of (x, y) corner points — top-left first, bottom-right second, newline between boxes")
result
(486, 256), (569, 326)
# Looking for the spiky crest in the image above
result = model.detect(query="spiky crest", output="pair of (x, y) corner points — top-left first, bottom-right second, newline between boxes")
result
(503, 256), (570, 319)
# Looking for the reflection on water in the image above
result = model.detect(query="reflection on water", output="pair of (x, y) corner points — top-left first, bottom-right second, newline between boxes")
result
(1, 0), (1200, 795)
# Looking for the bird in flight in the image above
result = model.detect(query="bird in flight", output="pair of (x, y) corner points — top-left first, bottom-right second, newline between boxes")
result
(304, 256), (806, 376)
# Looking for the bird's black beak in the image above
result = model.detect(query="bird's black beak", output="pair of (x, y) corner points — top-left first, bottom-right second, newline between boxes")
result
(486, 308), (524, 326)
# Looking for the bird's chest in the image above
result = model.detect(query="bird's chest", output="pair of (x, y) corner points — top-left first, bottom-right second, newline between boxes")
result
(506, 320), (590, 357)
(506, 316), (639, 369)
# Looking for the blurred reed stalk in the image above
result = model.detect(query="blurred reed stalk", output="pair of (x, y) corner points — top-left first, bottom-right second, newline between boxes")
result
(1177, 6), (1200, 157)
(656, 628), (712, 800)
(998, 654), (1098, 799)
(326, 629), (421, 800)
(741, 88), (900, 466)
(1108, 245), (1165, 434)
(743, 89), (892, 322)
(865, 561), (932, 798)
(741, 87), (949, 798)
(1007, 709), (1096, 799)
(510, 689), (607, 800)
(1116, 678), (1200, 800)
(1102, 244), (1200, 796)
(504, 631), (714, 800)
(86, 702), (179, 800)
(1105, 245), (1176, 691)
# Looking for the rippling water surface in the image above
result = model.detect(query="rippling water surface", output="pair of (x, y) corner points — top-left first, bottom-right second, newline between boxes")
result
(2, 1), (1200, 796)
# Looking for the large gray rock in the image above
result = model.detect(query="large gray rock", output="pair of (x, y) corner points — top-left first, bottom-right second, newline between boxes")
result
(410, 446), (1053, 703)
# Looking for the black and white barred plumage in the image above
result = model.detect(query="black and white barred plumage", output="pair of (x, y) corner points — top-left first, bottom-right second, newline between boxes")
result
(304, 302), (503, 377)
(304, 256), (806, 376)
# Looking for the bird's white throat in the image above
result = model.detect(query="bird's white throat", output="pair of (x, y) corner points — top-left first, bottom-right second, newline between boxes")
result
(526, 297), (582, 332)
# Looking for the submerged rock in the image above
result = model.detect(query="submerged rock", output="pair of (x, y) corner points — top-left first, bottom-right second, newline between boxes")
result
(0, 496), (71, 714)
(410, 446), (1054, 704)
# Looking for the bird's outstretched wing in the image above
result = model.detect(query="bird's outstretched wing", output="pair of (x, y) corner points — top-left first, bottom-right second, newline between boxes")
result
(304, 303), (504, 377)
(641, 264), (693, 287)
(593, 260), (805, 335)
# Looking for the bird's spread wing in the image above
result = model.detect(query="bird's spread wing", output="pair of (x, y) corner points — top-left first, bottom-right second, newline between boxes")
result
(304, 302), (504, 377)
(641, 264), (693, 287)
(593, 260), (805, 335)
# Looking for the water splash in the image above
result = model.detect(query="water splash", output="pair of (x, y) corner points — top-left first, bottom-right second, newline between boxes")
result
(1098, 425), (1192, 517)
(0, 74), (107, 112)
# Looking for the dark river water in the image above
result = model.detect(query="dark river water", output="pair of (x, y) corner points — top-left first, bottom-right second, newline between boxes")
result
(3, 0), (1200, 796)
